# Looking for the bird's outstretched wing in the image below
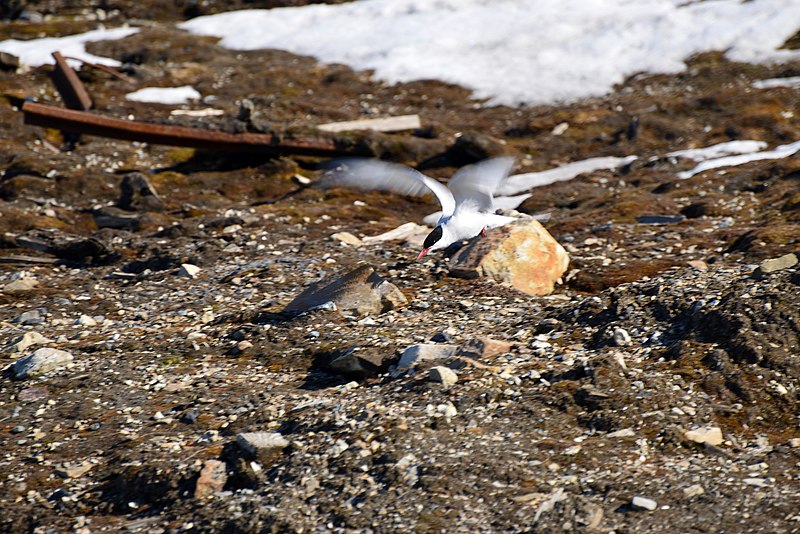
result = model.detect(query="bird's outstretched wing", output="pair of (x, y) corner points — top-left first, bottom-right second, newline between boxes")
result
(448, 157), (515, 213)
(318, 159), (456, 217)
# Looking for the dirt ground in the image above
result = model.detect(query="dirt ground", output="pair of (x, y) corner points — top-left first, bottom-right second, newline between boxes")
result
(1, 3), (800, 533)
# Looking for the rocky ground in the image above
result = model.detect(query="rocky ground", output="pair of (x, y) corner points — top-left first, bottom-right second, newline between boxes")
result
(1, 2), (800, 533)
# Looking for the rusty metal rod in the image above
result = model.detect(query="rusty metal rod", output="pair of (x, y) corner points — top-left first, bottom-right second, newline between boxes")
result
(61, 55), (136, 85)
(21, 101), (370, 157)
(51, 51), (93, 111)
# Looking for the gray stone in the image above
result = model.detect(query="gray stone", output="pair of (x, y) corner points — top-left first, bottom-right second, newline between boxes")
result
(2, 277), (38, 293)
(327, 346), (390, 378)
(117, 172), (165, 212)
(0, 51), (20, 70)
(398, 344), (459, 369)
(428, 366), (458, 387)
(12, 347), (74, 379)
(236, 432), (289, 456)
(607, 428), (636, 438)
(284, 263), (407, 317)
(753, 253), (798, 277)
(181, 409), (200, 424)
(14, 309), (43, 325)
(17, 386), (49, 402)
(635, 214), (686, 225)
(54, 460), (94, 479)
(430, 330), (456, 343)
(6, 332), (53, 354)
(92, 207), (140, 231)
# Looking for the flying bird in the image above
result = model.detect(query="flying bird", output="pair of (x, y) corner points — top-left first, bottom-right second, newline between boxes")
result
(319, 157), (528, 259)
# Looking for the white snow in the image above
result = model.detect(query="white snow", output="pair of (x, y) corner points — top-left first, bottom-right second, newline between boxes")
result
(497, 156), (638, 195)
(677, 140), (800, 179)
(125, 86), (202, 105)
(2, 3), (800, 184)
(753, 76), (800, 89)
(179, 0), (800, 106)
(665, 140), (768, 162)
(0, 27), (138, 67)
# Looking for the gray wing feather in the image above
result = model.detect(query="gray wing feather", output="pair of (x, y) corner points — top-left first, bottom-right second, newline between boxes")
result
(448, 157), (515, 213)
(318, 159), (456, 216)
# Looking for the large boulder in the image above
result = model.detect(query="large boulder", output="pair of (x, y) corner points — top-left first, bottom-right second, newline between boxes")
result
(12, 347), (74, 379)
(284, 263), (407, 317)
(449, 220), (569, 296)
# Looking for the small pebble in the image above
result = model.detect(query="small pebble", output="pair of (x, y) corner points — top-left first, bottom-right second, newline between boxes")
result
(77, 314), (97, 327)
(178, 264), (201, 278)
(612, 327), (631, 347)
(15, 309), (43, 326)
(631, 496), (657, 511)
(181, 409), (200, 424)
(428, 366), (458, 387)
(683, 484), (704, 498)
(236, 432), (289, 456)
(685, 426), (723, 446)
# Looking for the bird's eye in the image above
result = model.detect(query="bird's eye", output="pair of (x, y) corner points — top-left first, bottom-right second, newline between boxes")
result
(423, 226), (443, 249)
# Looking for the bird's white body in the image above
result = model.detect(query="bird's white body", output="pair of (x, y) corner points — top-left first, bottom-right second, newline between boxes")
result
(433, 211), (516, 251)
(320, 157), (522, 257)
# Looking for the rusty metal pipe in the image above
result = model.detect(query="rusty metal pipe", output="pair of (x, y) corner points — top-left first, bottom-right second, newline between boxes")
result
(51, 52), (93, 111)
(21, 101), (369, 157)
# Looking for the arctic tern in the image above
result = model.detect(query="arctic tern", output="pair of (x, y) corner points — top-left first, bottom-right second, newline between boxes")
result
(320, 157), (525, 260)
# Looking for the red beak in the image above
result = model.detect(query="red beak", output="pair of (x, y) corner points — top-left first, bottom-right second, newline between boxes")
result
(416, 247), (431, 261)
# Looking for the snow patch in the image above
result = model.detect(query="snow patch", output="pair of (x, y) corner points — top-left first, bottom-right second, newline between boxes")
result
(753, 76), (800, 89)
(498, 156), (638, 196)
(179, 0), (800, 106)
(125, 86), (202, 105)
(678, 140), (800, 179)
(0, 27), (139, 67)
(666, 140), (768, 162)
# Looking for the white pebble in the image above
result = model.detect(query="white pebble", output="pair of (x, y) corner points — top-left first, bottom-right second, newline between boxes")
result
(631, 496), (657, 511)
(428, 366), (458, 387)
(178, 264), (201, 278)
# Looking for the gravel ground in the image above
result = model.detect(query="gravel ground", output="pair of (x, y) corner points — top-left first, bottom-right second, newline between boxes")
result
(1, 3), (800, 533)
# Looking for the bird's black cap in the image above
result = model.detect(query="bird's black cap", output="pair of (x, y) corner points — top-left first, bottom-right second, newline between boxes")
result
(423, 225), (443, 250)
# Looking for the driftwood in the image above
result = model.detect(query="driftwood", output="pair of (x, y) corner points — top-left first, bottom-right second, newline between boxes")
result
(22, 101), (372, 157)
(0, 255), (58, 265)
(317, 114), (421, 133)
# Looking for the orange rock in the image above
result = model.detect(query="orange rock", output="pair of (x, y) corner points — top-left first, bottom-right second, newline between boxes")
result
(449, 220), (569, 296)
(459, 337), (514, 358)
(194, 459), (227, 499)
